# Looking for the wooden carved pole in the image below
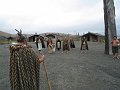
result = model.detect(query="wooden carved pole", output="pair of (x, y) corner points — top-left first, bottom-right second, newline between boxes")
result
(103, 0), (117, 54)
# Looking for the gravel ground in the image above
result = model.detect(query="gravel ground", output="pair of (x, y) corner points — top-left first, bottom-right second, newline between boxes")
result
(0, 41), (120, 90)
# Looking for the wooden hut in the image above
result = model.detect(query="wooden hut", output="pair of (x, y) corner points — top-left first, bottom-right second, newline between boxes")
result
(82, 32), (104, 42)
(46, 34), (55, 39)
(0, 36), (7, 40)
(28, 35), (44, 42)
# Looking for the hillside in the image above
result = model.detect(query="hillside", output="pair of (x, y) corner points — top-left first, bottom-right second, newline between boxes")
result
(0, 31), (15, 37)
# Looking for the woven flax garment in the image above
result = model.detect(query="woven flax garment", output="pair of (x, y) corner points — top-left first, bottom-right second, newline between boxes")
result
(9, 45), (40, 90)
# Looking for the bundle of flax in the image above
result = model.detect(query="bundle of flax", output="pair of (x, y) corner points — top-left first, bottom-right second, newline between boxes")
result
(9, 44), (40, 90)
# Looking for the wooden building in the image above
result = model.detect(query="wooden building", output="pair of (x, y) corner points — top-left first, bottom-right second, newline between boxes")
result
(7, 36), (14, 41)
(0, 36), (7, 40)
(45, 34), (55, 38)
(82, 32), (104, 42)
(28, 35), (44, 42)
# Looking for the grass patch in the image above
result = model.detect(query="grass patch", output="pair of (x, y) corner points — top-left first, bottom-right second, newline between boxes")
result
(0, 40), (9, 44)
(0, 40), (17, 44)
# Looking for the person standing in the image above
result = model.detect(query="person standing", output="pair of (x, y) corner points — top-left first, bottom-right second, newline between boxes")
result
(111, 36), (120, 59)
(52, 38), (56, 53)
(56, 38), (61, 51)
(10, 30), (45, 90)
(62, 37), (70, 53)
(36, 36), (43, 53)
(80, 37), (88, 53)
(70, 38), (75, 48)
(47, 38), (53, 54)
(36, 36), (45, 53)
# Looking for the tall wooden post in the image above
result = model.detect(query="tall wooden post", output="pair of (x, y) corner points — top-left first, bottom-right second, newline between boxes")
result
(103, 0), (117, 54)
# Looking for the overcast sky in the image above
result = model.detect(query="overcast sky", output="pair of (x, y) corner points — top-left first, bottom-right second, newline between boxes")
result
(0, 0), (120, 35)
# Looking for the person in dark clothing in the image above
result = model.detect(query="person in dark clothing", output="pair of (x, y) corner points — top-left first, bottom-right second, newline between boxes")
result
(80, 37), (88, 53)
(70, 38), (75, 48)
(41, 37), (45, 48)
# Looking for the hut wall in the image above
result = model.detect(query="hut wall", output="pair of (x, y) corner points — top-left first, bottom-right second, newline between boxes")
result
(98, 36), (105, 42)
(89, 35), (98, 42)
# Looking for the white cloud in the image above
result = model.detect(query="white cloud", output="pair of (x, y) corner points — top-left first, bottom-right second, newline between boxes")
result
(115, 0), (120, 19)
(0, 0), (119, 34)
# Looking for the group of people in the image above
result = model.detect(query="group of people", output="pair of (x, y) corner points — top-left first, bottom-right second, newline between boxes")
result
(35, 35), (120, 60)
(35, 36), (89, 54)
